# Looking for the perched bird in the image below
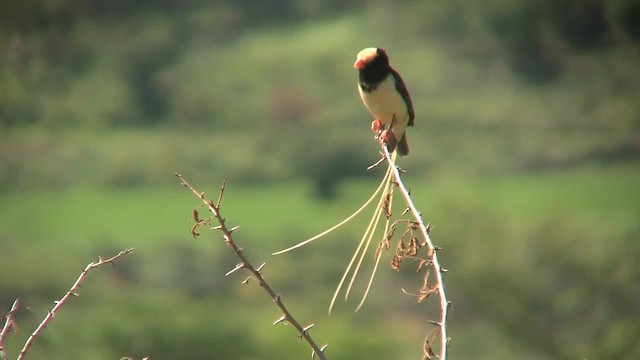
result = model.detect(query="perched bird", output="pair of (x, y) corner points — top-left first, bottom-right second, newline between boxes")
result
(354, 47), (415, 156)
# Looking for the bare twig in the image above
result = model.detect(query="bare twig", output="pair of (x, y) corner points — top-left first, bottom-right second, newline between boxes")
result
(0, 299), (20, 360)
(381, 146), (449, 359)
(175, 173), (328, 360)
(17, 248), (134, 360)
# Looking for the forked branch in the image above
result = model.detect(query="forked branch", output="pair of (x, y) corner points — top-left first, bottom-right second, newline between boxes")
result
(175, 173), (328, 360)
(16, 248), (134, 360)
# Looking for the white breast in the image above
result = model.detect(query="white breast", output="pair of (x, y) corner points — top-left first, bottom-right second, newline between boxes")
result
(358, 75), (409, 140)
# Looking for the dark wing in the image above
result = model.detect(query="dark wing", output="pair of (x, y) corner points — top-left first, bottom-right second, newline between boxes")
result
(389, 67), (415, 127)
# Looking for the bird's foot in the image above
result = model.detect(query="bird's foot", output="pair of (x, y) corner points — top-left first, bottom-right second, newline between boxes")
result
(371, 119), (385, 134)
(379, 129), (397, 153)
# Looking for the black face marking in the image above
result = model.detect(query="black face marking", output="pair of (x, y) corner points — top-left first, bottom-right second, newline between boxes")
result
(358, 48), (390, 87)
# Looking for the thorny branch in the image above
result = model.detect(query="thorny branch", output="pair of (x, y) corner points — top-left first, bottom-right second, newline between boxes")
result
(381, 146), (450, 360)
(16, 248), (134, 360)
(175, 173), (328, 360)
(0, 299), (20, 360)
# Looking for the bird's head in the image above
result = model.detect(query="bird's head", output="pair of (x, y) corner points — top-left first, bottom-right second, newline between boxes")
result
(354, 47), (388, 70)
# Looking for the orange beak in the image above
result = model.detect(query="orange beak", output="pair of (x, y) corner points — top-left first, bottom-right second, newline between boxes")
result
(354, 59), (364, 69)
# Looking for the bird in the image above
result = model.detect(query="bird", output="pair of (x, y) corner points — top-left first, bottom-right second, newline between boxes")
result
(272, 48), (416, 313)
(354, 47), (415, 156)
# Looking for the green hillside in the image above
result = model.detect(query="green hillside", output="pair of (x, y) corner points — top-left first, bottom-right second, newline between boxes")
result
(1, 1), (639, 359)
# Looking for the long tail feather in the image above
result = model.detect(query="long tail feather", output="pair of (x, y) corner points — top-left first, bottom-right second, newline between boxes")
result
(344, 192), (384, 300)
(356, 175), (395, 311)
(328, 165), (392, 313)
(328, 224), (373, 313)
(344, 168), (392, 300)
(356, 244), (384, 312)
(277, 151), (400, 313)
(331, 160), (397, 313)
(272, 171), (389, 256)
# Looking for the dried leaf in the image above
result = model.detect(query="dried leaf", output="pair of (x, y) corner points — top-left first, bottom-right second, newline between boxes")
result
(395, 239), (406, 256)
(391, 255), (401, 270)
(416, 259), (429, 273)
(407, 236), (420, 256)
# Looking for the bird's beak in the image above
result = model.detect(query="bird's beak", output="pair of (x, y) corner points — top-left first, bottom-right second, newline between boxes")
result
(354, 59), (364, 69)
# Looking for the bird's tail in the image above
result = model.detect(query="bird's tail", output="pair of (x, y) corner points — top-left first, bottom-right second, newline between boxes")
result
(396, 132), (409, 156)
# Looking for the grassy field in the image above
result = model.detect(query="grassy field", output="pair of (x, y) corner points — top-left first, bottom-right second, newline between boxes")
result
(1, 162), (638, 359)
(1, 162), (636, 247)
(2, 1), (639, 358)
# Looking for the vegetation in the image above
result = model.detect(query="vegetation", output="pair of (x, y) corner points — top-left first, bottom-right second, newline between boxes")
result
(1, 0), (639, 359)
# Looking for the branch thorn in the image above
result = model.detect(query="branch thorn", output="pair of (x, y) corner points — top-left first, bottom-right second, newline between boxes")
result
(273, 315), (287, 325)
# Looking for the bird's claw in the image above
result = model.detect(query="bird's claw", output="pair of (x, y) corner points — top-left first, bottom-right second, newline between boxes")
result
(379, 129), (397, 153)
(371, 119), (385, 134)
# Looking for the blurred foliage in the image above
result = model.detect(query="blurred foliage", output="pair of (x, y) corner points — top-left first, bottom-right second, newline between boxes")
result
(1, 0), (640, 359)
(1, 166), (639, 359)
(1, 0), (639, 191)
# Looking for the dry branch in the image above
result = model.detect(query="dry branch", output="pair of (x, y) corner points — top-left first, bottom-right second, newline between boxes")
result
(16, 248), (134, 360)
(270, 142), (450, 358)
(175, 173), (328, 360)
(0, 299), (20, 360)
(381, 146), (450, 360)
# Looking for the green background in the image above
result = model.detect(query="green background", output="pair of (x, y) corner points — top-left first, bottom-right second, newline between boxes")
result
(1, 0), (639, 359)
